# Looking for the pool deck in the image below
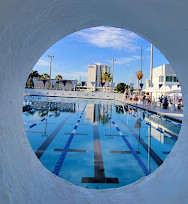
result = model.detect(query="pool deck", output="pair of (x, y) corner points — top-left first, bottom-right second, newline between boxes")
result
(124, 102), (183, 123)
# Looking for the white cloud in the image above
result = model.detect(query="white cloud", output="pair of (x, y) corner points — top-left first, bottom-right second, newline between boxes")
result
(116, 55), (141, 64)
(74, 26), (139, 52)
(36, 59), (49, 66)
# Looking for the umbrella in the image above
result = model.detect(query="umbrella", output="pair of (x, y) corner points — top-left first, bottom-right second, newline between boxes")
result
(168, 92), (182, 97)
(142, 86), (159, 92)
(157, 85), (171, 93)
(170, 85), (181, 93)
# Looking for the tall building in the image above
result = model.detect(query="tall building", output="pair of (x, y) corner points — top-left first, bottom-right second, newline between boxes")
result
(146, 64), (179, 88)
(87, 63), (111, 91)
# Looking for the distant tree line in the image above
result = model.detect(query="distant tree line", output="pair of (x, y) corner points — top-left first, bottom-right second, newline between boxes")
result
(115, 83), (129, 93)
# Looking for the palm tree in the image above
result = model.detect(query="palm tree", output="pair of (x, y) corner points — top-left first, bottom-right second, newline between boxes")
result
(55, 74), (63, 80)
(25, 70), (41, 88)
(40, 73), (50, 89)
(41, 73), (50, 79)
(100, 72), (112, 92)
(55, 74), (63, 89)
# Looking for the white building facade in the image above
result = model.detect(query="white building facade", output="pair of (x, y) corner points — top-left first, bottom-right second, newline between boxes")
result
(145, 64), (181, 100)
(87, 63), (111, 91)
(146, 64), (180, 89)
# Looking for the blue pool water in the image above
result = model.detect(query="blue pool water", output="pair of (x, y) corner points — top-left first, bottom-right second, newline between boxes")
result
(23, 96), (181, 189)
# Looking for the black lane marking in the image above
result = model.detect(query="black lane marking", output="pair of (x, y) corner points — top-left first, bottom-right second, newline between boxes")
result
(163, 151), (170, 154)
(54, 149), (86, 152)
(105, 134), (128, 137)
(82, 125), (119, 184)
(118, 117), (163, 166)
(64, 133), (88, 135)
(35, 114), (71, 159)
(110, 150), (141, 154)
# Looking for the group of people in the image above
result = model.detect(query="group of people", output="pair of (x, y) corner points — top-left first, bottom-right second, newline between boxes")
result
(125, 93), (183, 110)
(142, 95), (152, 106)
(158, 95), (183, 110)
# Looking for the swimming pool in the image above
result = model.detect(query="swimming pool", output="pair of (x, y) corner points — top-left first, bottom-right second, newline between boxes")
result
(23, 96), (181, 189)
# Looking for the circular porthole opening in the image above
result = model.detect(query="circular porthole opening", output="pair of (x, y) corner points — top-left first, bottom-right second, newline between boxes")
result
(23, 26), (183, 189)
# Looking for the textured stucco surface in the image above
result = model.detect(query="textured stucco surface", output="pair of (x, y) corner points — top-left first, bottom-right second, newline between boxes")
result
(0, 0), (188, 203)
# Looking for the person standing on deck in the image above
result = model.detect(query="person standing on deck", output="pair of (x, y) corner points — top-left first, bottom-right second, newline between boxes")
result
(143, 95), (146, 107)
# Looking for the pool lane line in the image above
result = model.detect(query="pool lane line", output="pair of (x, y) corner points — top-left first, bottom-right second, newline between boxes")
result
(25, 104), (69, 131)
(52, 102), (88, 176)
(82, 124), (119, 184)
(35, 113), (72, 159)
(105, 134), (128, 137)
(115, 105), (177, 142)
(26, 99), (70, 112)
(24, 99), (70, 113)
(127, 103), (182, 127)
(25, 102), (57, 113)
(116, 115), (163, 167)
(25, 100), (78, 131)
(103, 107), (150, 176)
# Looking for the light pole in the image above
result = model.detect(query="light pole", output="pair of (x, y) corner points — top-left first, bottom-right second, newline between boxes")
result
(48, 55), (54, 89)
(110, 59), (117, 83)
(150, 44), (153, 102)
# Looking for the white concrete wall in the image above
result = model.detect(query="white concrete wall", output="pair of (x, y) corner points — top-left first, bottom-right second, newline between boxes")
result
(25, 88), (124, 100)
(0, 1), (188, 204)
(153, 65), (165, 85)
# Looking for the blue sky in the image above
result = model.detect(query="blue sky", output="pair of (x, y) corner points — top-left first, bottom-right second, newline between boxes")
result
(33, 26), (168, 86)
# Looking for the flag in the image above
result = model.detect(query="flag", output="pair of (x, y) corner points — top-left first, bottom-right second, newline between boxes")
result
(168, 84), (172, 89)
(140, 83), (144, 89)
(91, 82), (95, 87)
(72, 81), (76, 86)
(42, 79), (48, 86)
(62, 80), (67, 86)
(52, 80), (57, 86)
(101, 82), (105, 87)
(130, 83), (134, 88)
(159, 84), (163, 89)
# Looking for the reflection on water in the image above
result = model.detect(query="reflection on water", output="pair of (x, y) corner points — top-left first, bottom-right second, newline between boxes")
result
(23, 97), (181, 189)
(85, 104), (110, 125)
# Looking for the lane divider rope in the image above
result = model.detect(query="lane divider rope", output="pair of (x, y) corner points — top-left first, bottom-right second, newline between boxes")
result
(127, 103), (181, 127)
(103, 106), (150, 176)
(115, 105), (177, 142)
(53, 102), (88, 176)
(25, 100), (78, 131)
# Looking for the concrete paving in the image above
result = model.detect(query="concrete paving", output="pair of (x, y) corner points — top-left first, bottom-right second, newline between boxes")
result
(123, 100), (183, 122)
